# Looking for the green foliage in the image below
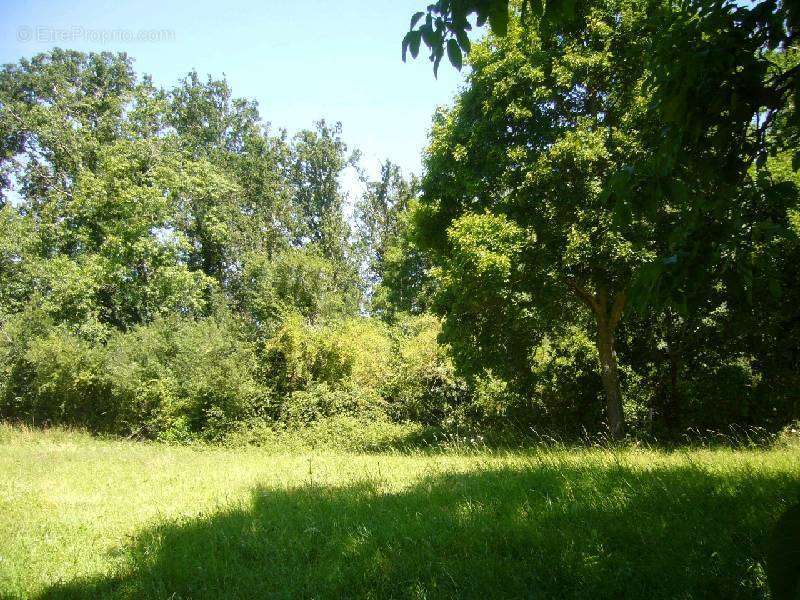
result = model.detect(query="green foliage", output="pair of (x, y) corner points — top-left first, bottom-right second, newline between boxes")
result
(370, 200), (436, 318)
(105, 316), (267, 441)
(0, 317), (113, 431)
(355, 160), (424, 312)
(1, 43), (798, 446)
(405, 0), (800, 312)
(225, 414), (425, 452)
(0, 50), (360, 334)
(281, 384), (384, 428)
(416, 1), (667, 435)
(528, 325), (604, 434)
(385, 313), (465, 424)
(0, 49), (382, 442)
(22, 329), (112, 429)
(414, 0), (800, 438)
(287, 121), (360, 275)
(681, 358), (760, 430)
(263, 315), (395, 424)
(0, 314), (268, 441)
(402, 1), (518, 74)
(237, 247), (357, 333)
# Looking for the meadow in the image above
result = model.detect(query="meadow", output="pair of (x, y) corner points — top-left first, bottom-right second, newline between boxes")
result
(3, 3), (800, 598)
(1, 425), (798, 599)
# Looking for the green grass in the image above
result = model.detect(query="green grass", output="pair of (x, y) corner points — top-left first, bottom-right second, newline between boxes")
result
(1, 425), (798, 599)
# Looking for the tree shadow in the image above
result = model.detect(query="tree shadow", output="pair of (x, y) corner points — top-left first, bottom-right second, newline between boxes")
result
(40, 460), (799, 599)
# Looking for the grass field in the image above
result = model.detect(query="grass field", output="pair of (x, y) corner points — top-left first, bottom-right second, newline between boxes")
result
(1, 425), (798, 599)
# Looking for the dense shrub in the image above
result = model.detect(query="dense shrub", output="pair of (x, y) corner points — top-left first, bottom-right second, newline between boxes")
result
(223, 414), (426, 452)
(280, 383), (385, 426)
(22, 329), (113, 430)
(681, 357), (760, 431)
(0, 306), (787, 446)
(453, 371), (521, 430)
(0, 317), (114, 431)
(0, 309), (466, 443)
(0, 313), (268, 441)
(105, 316), (267, 441)
(527, 326), (604, 435)
(385, 313), (466, 425)
(237, 248), (357, 334)
(433, 324), (652, 438)
(264, 314), (395, 397)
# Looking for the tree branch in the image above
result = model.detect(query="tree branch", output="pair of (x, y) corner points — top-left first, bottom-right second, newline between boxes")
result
(565, 278), (598, 312)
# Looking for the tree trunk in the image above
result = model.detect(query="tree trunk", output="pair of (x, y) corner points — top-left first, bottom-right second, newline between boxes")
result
(596, 317), (625, 438)
(663, 310), (682, 437)
(567, 281), (627, 438)
(665, 344), (681, 435)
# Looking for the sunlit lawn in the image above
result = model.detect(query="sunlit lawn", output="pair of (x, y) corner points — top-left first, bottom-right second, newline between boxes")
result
(1, 424), (798, 599)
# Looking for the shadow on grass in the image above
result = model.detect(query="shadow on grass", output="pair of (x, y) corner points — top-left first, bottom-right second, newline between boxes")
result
(40, 460), (799, 599)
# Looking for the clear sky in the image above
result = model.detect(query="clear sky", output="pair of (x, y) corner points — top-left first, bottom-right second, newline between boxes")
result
(0, 0), (470, 186)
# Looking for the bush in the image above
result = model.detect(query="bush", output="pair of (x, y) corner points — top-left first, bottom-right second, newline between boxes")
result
(280, 382), (385, 427)
(527, 326), (605, 435)
(264, 314), (395, 397)
(237, 248), (358, 334)
(0, 312), (270, 441)
(0, 321), (114, 431)
(23, 329), (113, 430)
(289, 414), (424, 451)
(682, 357), (760, 431)
(386, 313), (466, 425)
(106, 316), (268, 441)
(0, 310), (115, 429)
(459, 371), (521, 428)
(262, 313), (466, 430)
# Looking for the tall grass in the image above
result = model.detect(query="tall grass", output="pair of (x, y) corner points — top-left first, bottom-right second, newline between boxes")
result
(1, 425), (798, 599)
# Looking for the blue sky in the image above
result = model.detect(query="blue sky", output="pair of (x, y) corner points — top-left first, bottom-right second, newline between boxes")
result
(0, 0), (471, 188)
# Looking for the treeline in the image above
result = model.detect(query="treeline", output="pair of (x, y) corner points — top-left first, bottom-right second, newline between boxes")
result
(0, 50), (452, 445)
(0, 21), (798, 445)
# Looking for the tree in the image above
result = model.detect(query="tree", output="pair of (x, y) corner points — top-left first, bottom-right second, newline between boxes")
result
(0, 49), (136, 209)
(355, 161), (417, 302)
(416, 1), (691, 436)
(405, 0), (800, 305)
(371, 201), (436, 318)
(236, 247), (357, 333)
(165, 71), (294, 284)
(0, 51), (362, 332)
(286, 120), (362, 307)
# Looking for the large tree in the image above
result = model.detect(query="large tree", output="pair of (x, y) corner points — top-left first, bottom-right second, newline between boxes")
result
(416, 0), (716, 436)
(0, 50), (362, 332)
(405, 0), (800, 302)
